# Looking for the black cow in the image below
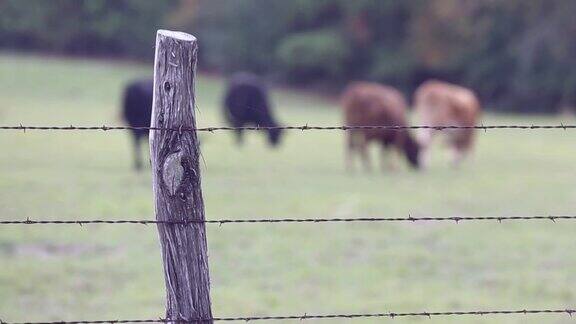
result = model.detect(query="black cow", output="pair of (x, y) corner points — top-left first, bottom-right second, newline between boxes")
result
(223, 73), (282, 146)
(122, 78), (153, 171)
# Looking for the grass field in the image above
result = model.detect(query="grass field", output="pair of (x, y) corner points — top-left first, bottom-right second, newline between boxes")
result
(2, 54), (576, 324)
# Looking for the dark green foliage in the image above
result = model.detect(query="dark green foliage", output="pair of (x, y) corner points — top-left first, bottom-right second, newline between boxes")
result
(190, 0), (292, 73)
(1, 0), (576, 112)
(276, 28), (349, 82)
(188, 0), (576, 112)
(0, 0), (176, 59)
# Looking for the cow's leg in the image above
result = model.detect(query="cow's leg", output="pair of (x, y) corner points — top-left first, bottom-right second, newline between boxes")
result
(346, 132), (357, 173)
(235, 128), (244, 145)
(451, 130), (473, 168)
(451, 148), (466, 168)
(358, 137), (372, 173)
(380, 147), (397, 172)
(132, 134), (143, 171)
(232, 120), (245, 146)
(416, 128), (434, 168)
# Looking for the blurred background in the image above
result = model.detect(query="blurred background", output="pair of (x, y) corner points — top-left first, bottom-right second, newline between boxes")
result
(2, 1), (576, 324)
(2, 0), (576, 112)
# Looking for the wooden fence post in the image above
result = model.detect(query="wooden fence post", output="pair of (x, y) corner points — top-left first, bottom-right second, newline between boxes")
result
(150, 30), (212, 323)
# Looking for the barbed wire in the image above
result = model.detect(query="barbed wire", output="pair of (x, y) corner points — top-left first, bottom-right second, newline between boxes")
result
(3, 308), (576, 323)
(2, 215), (576, 226)
(1, 123), (576, 133)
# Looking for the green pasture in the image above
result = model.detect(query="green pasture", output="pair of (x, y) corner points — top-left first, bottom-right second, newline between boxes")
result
(1, 54), (576, 323)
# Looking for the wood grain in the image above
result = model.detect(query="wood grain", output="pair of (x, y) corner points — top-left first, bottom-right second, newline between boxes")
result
(150, 29), (212, 323)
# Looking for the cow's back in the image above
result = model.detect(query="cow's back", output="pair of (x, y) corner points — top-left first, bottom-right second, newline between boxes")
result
(224, 73), (272, 126)
(343, 82), (408, 126)
(415, 80), (480, 127)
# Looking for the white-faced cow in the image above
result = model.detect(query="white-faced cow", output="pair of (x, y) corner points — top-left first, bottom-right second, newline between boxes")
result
(342, 82), (420, 172)
(223, 72), (282, 147)
(414, 80), (481, 167)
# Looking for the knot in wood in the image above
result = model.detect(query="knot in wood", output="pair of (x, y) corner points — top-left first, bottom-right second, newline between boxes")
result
(162, 151), (187, 197)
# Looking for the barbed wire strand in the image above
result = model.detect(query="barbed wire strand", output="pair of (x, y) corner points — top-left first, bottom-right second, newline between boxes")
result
(2, 215), (576, 226)
(1, 124), (576, 133)
(2, 308), (576, 323)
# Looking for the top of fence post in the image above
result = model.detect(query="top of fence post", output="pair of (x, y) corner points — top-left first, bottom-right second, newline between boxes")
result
(150, 29), (212, 323)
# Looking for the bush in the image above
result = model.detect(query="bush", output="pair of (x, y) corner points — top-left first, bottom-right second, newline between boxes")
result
(190, 0), (293, 74)
(0, 0), (176, 59)
(276, 29), (350, 82)
(368, 47), (417, 90)
(3, 0), (576, 112)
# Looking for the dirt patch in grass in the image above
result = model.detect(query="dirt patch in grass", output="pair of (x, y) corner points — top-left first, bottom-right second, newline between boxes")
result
(0, 242), (117, 259)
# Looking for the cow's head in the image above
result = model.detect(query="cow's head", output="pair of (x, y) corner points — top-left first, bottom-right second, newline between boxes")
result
(267, 127), (283, 147)
(403, 134), (421, 169)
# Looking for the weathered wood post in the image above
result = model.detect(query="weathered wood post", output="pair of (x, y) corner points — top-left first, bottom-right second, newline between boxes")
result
(150, 30), (212, 323)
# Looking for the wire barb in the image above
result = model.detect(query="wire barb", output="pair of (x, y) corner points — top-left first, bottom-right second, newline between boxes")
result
(2, 124), (576, 134)
(3, 308), (576, 323)
(3, 215), (576, 226)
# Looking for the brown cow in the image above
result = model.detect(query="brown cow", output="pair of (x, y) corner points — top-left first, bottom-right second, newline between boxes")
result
(414, 80), (481, 167)
(342, 82), (420, 172)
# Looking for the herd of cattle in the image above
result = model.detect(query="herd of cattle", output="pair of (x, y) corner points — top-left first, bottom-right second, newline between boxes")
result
(343, 80), (480, 171)
(122, 73), (480, 172)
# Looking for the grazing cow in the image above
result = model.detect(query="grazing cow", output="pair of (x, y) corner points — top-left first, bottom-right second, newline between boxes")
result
(414, 80), (481, 167)
(223, 73), (282, 146)
(342, 82), (420, 172)
(122, 78), (153, 171)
